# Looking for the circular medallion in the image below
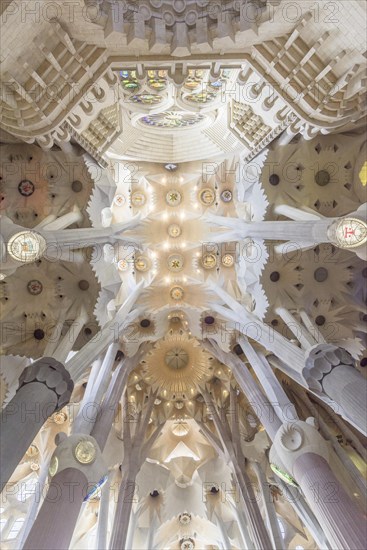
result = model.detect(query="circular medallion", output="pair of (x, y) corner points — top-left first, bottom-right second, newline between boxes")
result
(167, 254), (184, 272)
(168, 223), (182, 238)
(165, 347), (189, 369)
(179, 512), (192, 525)
(334, 218), (367, 249)
(52, 411), (67, 424)
(280, 425), (303, 451)
(118, 259), (129, 271)
(49, 455), (58, 477)
(7, 231), (46, 263)
(199, 188), (216, 206)
(202, 253), (217, 269)
(135, 256), (150, 272)
(113, 194), (126, 206)
(74, 440), (96, 465)
(165, 190), (182, 207)
(27, 279), (43, 295)
(180, 538), (195, 550)
(30, 462), (40, 471)
(220, 189), (232, 202)
(131, 191), (146, 207)
(170, 286), (184, 301)
(18, 180), (35, 197)
(221, 254), (234, 267)
(314, 170), (330, 186)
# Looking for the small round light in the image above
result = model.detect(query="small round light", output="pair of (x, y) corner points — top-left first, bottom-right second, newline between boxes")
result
(168, 223), (182, 238)
(74, 440), (96, 465)
(118, 259), (129, 271)
(113, 194), (126, 206)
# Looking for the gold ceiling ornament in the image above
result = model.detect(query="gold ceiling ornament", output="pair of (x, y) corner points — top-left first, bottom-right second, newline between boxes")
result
(170, 286), (185, 301)
(142, 331), (212, 399)
(167, 223), (182, 238)
(221, 253), (235, 267)
(165, 347), (189, 369)
(202, 253), (217, 269)
(167, 254), (184, 272)
(165, 189), (182, 207)
(199, 188), (216, 206)
(74, 440), (97, 465)
(7, 231), (46, 263)
(52, 411), (68, 424)
(135, 255), (151, 272)
(131, 191), (146, 207)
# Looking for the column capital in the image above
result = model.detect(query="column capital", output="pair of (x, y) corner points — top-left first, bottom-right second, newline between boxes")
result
(303, 344), (355, 391)
(269, 419), (329, 485)
(18, 357), (74, 411)
(48, 434), (108, 501)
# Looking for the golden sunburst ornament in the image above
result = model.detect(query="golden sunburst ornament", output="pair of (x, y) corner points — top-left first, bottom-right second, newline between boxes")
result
(142, 331), (212, 399)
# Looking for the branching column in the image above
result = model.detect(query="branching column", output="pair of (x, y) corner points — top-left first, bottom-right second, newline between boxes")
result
(109, 390), (163, 550)
(200, 388), (273, 550)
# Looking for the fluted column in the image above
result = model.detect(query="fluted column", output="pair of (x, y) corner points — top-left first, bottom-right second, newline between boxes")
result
(294, 453), (366, 550)
(322, 365), (367, 431)
(270, 420), (366, 550)
(0, 358), (73, 491)
(23, 434), (107, 550)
